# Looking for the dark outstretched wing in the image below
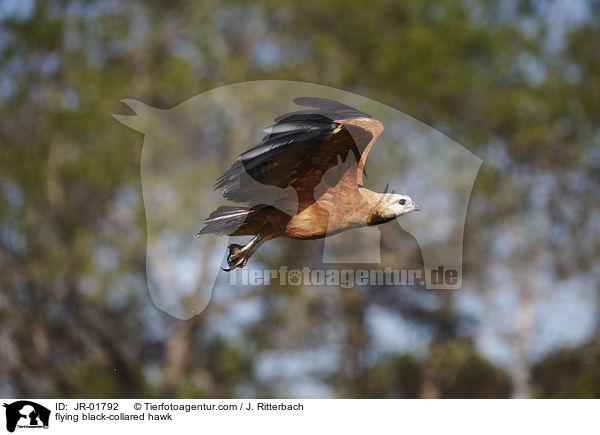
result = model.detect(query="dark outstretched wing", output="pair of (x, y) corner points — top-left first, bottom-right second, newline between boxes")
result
(215, 97), (383, 203)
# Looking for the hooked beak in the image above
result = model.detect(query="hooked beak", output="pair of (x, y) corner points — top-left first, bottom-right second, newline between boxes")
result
(413, 201), (422, 212)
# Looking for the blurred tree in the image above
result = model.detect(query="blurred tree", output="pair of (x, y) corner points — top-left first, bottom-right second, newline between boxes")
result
(0, 0), (599, 398)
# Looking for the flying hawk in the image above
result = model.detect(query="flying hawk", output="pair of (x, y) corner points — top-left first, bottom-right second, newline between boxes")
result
(195, 97), (421, 270)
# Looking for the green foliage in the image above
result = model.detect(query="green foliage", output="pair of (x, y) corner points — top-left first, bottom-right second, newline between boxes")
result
(532, 343), (600, 398)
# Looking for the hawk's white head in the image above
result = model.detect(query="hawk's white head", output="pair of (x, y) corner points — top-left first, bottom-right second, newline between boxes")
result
(370, 193), (421, 225)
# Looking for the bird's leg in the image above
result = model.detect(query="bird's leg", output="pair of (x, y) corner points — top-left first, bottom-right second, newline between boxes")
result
(223, 234), (268, 271)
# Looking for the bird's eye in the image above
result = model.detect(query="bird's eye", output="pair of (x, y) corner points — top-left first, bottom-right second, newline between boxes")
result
(399, 199), (406, 205)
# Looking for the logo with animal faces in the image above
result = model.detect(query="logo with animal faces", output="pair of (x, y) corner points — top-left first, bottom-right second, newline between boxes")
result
(114, 81), (481, 319)
(3, 401), (50, 433)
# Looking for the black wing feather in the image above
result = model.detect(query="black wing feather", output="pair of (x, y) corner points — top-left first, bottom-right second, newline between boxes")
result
(215, 98), (372, 203)
(274, 97), (372, 122)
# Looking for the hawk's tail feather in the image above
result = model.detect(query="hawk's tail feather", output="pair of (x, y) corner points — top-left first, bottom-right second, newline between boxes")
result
(195, 206), (253, 237)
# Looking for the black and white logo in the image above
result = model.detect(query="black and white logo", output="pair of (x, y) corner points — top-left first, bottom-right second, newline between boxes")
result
(3, 401), (50, 433)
